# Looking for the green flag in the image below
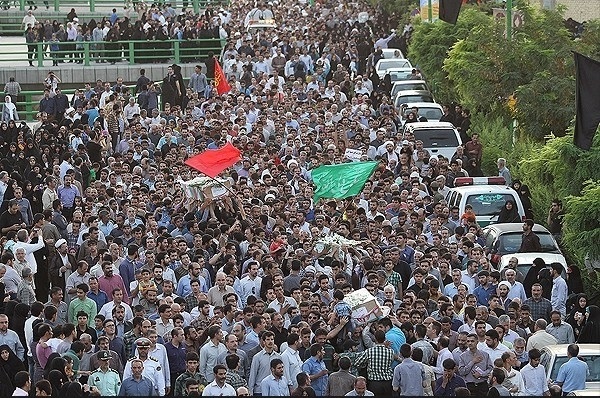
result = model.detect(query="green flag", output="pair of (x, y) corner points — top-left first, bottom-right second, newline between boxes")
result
(312, 161), (379, 202)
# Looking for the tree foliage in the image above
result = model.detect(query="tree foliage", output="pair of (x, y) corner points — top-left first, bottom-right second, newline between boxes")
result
(408, 7), (492, 105)
(563, 181), (600, 260)
(442, 5), (578, 138)
(517, 131), (600, 236)
(578, 19), (600, 60)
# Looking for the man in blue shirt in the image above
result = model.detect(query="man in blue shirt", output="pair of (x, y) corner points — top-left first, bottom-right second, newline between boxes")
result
(555, 344), (589, 394)
(434, 358), (467, 396)
(379, 317), (406, 367)
(261, 358), (289, 396)
(302, 343), (328, 396)
(119, 358), (156, 396)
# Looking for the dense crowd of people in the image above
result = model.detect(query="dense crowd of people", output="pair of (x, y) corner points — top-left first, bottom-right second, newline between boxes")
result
(0, 0), (598, 397)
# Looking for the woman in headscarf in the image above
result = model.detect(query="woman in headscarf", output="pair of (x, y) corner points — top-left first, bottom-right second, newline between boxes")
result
(566, 264), (585, 295)
(1, 95), (19, 122)
(162, 65), (181, 110)
(0, 361), (13, 398)
(0, 344), (25, 386)
(465, 157), (484, 177)
(44, 354), (65, 380)
(566, 293), (588, 340)
(497, 200), (521, 223)
(48, 369), (65, 398)
(512, 179), (534, 220)
(577, 305), (600, 343)
(58, 381), (89, 398)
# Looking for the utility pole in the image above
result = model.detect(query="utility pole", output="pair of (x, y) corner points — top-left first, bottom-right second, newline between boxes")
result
(506, 0), (513, 40)
(428, 0), (433, 23)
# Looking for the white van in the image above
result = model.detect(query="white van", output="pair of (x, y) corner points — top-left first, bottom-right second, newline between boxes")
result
(445, 177), (526, 227)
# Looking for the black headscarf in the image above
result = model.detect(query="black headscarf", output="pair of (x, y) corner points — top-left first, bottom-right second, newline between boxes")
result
(0, 344), (25, 381)
(577, 305), (600, 343)
(566, 293), (587, 338)
(59, 381), (85, 398)
(44, 354), (65, 380)
(48, 369), (65, 398)
(497, 200), (521, 223)
(566, 265), (585, 295)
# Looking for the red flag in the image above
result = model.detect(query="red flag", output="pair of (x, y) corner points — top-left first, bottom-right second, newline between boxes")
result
(214, 59), (231, 95)
(184, 142), (241, 177)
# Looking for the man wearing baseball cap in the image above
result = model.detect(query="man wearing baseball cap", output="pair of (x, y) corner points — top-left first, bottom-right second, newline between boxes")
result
(88, 350), (121, 396)
(122, 337), (165, 395)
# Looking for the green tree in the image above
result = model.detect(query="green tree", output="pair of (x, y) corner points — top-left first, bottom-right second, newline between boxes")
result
(443, 6), (579, 138)
(408, 7), (492, 105)
(517, 131), (600, 229)
(575, 19), (600, 59)
(563, 181), (600, 260)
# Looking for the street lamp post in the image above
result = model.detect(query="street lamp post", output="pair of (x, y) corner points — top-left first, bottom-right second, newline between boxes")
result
(506, 0), (513, 40)
(428, 0), (433, 23)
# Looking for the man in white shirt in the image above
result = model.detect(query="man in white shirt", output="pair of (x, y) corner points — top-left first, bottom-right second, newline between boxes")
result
(21, 10), (37, 31)
(520, 349), (550, 396)
(266, 69), (285, 93)
(432, 336), (454, 379)
(281, 333), (302, 390)
(479, 329), (510, 363)
(237, 262), (262, 307)
(505, 269), (527, 303)
(202, 364), (236, 396)
(12, 371), (30, 396)
(526, 319), (557, 351)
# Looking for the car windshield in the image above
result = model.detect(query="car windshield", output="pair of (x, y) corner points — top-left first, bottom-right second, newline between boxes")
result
(388, 71), (414, 81)
(543, 353), (600, 383)
(377, 59), (411, 71)
(396, 95), (434, 106)
(496, 232), (560, 254)
(465, 193), (516, 217)
(392, 83), (428, 96)
(403, 107), (443, 121)
(413, 128), (459, 148)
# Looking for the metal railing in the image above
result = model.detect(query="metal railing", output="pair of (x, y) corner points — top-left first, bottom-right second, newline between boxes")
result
(14, 88), (77, 121)
(4, 38), (224, 67)
(5, 0), (225, 13)
(12, 75), (208, 121)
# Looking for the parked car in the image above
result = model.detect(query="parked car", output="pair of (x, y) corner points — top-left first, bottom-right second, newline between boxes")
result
(391, 80), (430, 98)
(385, 67), (416, 82)
(541, 344), (600, 391)
(394, 90), (434, 108)
(400, 102), (443, 124)
(497, 253), (567, 280)
(381, 48), (406, 59)
(403, 122), (462, 163)
(482, 223), (562, 265)
(445, 178), (525, 227)
(375, 58), (413, 78)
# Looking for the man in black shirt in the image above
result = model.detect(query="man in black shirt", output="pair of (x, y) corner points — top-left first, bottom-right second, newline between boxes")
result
(518, 220), (542, 253)
(0, 198), (25, 235)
